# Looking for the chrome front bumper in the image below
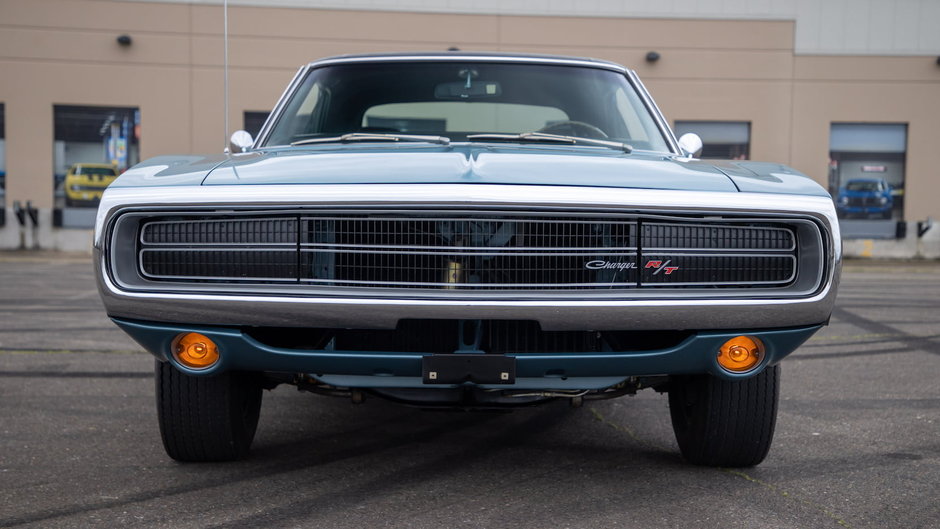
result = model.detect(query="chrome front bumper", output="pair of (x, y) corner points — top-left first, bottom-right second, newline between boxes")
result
(95, 184), (841, 331)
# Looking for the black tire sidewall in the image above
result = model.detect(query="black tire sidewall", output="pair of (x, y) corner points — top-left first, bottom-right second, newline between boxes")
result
(155, 361), (263, 462)
(668, 365), (779, 467)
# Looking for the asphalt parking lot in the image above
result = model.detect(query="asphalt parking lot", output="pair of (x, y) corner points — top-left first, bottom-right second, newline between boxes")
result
(0, 253), (937, 528)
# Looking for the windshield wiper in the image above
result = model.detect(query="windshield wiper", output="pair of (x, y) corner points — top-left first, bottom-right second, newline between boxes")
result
(291, 133), (450, 147)
(466, 132), (632, 153)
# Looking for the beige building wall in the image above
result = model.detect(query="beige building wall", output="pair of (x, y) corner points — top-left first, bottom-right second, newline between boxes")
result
(1, 0), (939, 253)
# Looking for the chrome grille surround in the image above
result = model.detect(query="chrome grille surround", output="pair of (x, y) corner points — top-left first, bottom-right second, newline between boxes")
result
(94, 184), (840, 331)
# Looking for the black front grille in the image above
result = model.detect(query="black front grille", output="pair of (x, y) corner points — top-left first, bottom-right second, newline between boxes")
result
(299, 216), (638, 288)
(301, 218), (636, 249)
(640, 254), (795, 285)
(299, 250), (640, 288)
(643, 223), (793, 250)
(136, 212), (799, 290)
(143, 218), (297, 245)
(141, 249), (299, 281)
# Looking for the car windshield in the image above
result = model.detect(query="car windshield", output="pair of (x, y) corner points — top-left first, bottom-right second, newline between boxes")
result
(846, 180), (882, 191)
(262, 61), (671, 152)
(75, 166), (116, 176)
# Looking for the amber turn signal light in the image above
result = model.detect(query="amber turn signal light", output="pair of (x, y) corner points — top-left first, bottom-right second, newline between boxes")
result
(717, 336), (764, 373)
(172, 332), (220, 369)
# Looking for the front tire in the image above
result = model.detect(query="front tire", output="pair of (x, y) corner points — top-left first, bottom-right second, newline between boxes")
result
(668, 365), (779, 467)
(155, 361), (263, 462)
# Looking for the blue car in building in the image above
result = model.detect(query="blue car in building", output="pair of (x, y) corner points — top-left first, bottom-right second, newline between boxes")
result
(94, 52), (841, 467)
(836, 178), (893, 219)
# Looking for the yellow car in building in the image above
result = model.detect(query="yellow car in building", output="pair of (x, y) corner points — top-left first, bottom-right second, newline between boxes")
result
(64, 163), (118, 207)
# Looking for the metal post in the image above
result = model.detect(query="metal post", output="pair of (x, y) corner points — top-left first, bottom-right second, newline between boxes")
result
(12, 200), (25, 250)
(25, 201), (39, 250)
(223, 0), (229, 152)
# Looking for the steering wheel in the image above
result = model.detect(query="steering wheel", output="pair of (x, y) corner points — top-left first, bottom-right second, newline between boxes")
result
(537, 120), (609, 139)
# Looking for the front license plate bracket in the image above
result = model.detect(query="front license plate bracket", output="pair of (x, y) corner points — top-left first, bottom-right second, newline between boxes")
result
(422, 354), (516, 385)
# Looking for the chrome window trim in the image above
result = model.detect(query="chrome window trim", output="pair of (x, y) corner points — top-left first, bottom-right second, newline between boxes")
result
(306, 54), (628, 74)
(624, 69), (681, 155)
(252, 64), (310, 149)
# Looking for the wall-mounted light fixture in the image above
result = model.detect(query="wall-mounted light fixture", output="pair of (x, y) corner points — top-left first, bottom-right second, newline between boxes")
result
(646, 51), (661, 63)
(448, 46), (460, 52)
(116, 34), (132, 46)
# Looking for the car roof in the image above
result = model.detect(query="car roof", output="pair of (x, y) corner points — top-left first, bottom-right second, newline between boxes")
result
(306, 51), (630, 73)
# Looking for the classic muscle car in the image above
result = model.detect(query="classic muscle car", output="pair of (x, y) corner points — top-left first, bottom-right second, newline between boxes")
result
(65, 162), (118, 207)
(95, 53), (841, 467)
(836, 178), (893, 219)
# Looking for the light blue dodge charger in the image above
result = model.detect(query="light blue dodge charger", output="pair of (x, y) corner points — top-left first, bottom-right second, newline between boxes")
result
(95, 52), (841, 467)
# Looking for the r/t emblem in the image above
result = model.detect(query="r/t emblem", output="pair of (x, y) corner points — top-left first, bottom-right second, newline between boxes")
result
(645, 259), (680, 275)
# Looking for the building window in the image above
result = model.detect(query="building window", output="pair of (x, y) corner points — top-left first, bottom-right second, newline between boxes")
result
(244, 111), (270, 140)
(829, 123), (907, 239)
(53, 105), (140, 228)
(673, 121), (750, 160)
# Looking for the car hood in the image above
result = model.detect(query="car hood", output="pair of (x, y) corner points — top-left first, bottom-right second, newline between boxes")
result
(708, 160), (830, 197)
(201, 145), (740, 192)
(110, 145), (829, 197)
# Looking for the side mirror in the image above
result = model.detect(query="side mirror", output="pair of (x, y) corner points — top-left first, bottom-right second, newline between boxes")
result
(228, 130), (254, 154)
(677, 133), (703, 158)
